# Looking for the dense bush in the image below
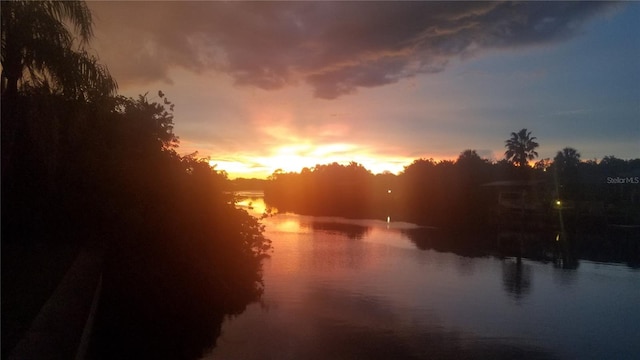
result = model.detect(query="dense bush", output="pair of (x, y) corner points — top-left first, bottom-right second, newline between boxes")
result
(2, 92), (271, 358)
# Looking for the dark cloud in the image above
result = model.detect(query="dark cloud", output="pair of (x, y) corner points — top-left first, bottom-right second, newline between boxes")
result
(90, 1), (618, 99)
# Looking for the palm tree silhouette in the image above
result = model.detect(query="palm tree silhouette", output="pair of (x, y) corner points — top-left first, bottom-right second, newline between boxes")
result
(553, 147), (581, 172)
(504, 129), (539, 167)
(553, 147), (581, 199)
(1, 0), (116, 99)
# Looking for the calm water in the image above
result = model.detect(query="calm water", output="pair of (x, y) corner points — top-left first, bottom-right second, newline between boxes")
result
(202, 193), (640, 360)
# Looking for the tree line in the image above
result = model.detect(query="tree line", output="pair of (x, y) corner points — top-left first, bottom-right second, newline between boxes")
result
(2, 2), (270, 358)
(264, 130), (640, 230)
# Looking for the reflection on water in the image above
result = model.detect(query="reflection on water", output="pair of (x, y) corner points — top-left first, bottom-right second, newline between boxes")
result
(308, 221), (370, 239)
(501, 260), (532, 300)
(205, 194), (640, 359)
(235, 191), (269, 215)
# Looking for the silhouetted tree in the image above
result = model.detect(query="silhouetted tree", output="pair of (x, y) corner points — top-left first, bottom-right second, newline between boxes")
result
(504, 129), (539, 167)
(456, 149), (491, 179)
(457, 149), (483, 164)
(455, 150), (492, 226)
(398, 159), (466, 227)
(554, 147), (581, 172)
(599, 155), (627, 175)
(533, 158), (551, 172)
(86, 94), (271, 359)
(1, 0), (117, 185)
(264, 162), (377, 218)
(1, 0), (117, 99)
(553, 147), (581, 198)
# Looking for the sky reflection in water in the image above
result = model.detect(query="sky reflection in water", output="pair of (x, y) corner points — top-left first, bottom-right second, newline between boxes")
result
(204, 196), (640, 360)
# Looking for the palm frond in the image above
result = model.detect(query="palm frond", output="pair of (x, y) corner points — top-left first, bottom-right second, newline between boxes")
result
(43, 1), (94, 42)
(1, 0), (114, 99)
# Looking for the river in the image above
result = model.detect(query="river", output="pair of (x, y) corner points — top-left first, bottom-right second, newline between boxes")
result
(201, 192), (639, 360)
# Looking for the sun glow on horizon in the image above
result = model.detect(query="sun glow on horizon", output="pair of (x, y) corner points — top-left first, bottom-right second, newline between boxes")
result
(208, 142), (414, 179)
(202, 100), (455, 179)
(208, 159), (264, 176)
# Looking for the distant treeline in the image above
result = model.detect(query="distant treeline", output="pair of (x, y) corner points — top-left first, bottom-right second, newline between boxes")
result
(230, 177), (268, 191)
(263, 150), (640, 230)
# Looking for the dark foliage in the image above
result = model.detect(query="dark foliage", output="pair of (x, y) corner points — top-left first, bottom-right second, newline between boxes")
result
(2, 92), (271, 358)
(2, 4), (269, 357)
(265, 146), (639, 227)
(231, 177), (268, 191)
(264, 162), (386, 219)
(1, 0), (117, 99)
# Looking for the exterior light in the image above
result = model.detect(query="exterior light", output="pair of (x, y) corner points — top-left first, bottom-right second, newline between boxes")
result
(556, 200), (561, 206)
(387, 189), (392, 194)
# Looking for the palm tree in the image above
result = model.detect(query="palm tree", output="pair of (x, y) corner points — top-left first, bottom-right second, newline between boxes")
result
(1, 0), (116, 99)
(554, 147), (581, 172)
(456, 149), (488, 166)
(504, 129), (539, 167)
(1, 1), (117, 184)
(553, 147), (581, 199)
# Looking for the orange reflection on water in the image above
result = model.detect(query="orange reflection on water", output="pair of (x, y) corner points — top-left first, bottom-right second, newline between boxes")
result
(236, 199), (267, 216)
(273, 219), (310, 234)
(234, 192), (270, 217)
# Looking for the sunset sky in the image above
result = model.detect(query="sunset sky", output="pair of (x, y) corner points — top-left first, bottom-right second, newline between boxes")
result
(87, 2), (640, 179)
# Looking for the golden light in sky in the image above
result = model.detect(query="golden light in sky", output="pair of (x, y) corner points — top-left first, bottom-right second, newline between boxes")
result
(200, 99), (417, 178)
(88, 2), (640, 183)
(208, 159), (255, 176)
(209, 141), (414, 179)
